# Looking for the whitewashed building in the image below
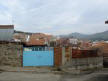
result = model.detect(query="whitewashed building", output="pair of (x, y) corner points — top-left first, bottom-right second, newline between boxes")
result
(69, 38), (79, 45)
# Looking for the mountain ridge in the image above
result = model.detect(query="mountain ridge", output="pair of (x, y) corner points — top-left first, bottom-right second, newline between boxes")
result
(60, 30), (108, 41)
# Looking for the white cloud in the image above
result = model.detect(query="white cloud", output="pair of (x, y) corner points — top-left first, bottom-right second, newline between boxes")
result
(0, 0), (108, 35)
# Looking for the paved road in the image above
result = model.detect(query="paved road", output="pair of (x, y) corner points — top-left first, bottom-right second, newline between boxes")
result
(0, 70), (108, 81)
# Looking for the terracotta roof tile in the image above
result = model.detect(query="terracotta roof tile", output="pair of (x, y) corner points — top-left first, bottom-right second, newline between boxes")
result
(26, 33), (53, 46)
(92, 42), (108, 57)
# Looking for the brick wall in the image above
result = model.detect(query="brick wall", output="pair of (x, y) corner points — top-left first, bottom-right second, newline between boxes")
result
(54, 47), (62, 67)
(0, 42), (23, 67)
(61, 48), (103, 70)
(54, 47), (72, 67)
(72, 49), (98, 58)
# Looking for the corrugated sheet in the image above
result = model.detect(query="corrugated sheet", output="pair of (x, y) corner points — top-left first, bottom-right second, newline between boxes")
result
(0, 25), (14, 29)
(0, 29), (14, 41)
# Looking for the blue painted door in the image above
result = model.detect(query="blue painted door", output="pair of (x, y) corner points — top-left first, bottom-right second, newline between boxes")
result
(23, 51), (54, 66)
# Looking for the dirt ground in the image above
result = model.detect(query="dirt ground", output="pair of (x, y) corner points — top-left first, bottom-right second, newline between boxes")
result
(0, 69), (108, 81)
(0, 72), (61, 81)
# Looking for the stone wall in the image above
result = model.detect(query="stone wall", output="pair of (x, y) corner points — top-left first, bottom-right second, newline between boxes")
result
(0, 42), (23, 67)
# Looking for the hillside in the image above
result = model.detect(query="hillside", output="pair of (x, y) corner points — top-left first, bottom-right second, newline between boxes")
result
(87, 30), (108, 41)
(61, 30), (108, 41)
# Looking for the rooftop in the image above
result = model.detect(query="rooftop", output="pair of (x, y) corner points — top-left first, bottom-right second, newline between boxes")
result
(0, 25), (14, 29)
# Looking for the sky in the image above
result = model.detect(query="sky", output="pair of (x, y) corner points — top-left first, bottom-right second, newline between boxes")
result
(0, 0), (108, 35)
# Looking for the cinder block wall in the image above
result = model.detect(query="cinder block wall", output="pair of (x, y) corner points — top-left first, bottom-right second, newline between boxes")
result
(56, 47), (103, 70)
(62, 47), (72, 66)
(65, 47), (72, 63)
(68, 49), (103, 70)
(0, 42), (23, 67)
(62, 47), (66, 65)
(69, 57), (103, 70)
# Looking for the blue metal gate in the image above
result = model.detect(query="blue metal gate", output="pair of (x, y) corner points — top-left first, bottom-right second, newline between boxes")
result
(23, 47), (54, 66)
